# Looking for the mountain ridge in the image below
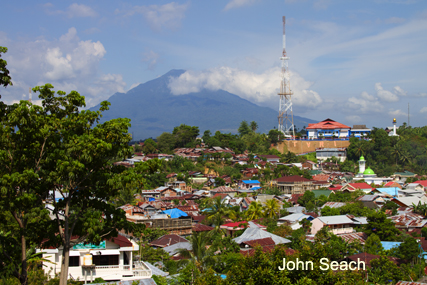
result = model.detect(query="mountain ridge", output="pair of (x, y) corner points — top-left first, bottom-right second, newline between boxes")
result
(90, 69), (318, 140)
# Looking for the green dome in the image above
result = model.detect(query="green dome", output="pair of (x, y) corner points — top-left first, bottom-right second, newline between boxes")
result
(359, 155), (365, 161)
(363, 167), (375, 175)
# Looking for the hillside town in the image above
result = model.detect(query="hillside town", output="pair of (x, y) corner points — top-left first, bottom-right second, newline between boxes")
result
(29, 116), (427, 285)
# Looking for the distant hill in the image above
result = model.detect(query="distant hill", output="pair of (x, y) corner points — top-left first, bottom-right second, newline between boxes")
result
(90, 69), (318, 140)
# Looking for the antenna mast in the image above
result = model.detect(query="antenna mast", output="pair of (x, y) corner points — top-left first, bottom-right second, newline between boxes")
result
(28, 87), (32, 103)
(278, 16), (295, 139)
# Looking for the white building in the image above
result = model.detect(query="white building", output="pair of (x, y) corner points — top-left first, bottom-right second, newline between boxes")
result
(39, 235), (152, 283)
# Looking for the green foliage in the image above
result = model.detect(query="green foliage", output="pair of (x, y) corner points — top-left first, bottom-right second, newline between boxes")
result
(398, 237), (420, 263)
(238, 120), (251, 137)
(172, 124), (199, 148)
(364, 233), (383, 255)
(0, 46), (12, 99)
(137, 244), (170, 264)
(142, 138), (157, 154)
(364, 211), (400, 241)
(156, 132), (176, 153)
(297, 191), (315, 207)
(368, 256), (403, 284)
(347, 126), (427, 175)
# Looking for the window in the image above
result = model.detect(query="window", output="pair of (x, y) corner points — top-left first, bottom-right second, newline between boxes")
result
(93, 255), (119, 266)
(69, 256), (79, 267)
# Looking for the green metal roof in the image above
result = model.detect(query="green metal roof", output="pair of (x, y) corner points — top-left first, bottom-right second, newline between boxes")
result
(309, 170), (323, 175)
(393, 170), (416, 177)
(312, 189), (332, 198)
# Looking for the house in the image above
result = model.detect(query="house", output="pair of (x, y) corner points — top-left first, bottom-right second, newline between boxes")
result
(40, 235), (151, 282)
(340, 182), (373, 193)
(210, 186), (238, 195)
(306, 118), (351, 139)
(233, 222), (291, 245)
(390, 212), (427, 232)
(166, 181), (187, 191)
(356, 195), (383, 209)
(321, 202), (346, 209)
(150, 234), (188, 248)
(391, 196), (427, 208)
(239, 180), (261, 190)
(277, 213), (314, 229)
(257, 154), (280, 163)
(316, 148), (347, 163)
(273, 176), (318, 195)
(301, 160), (316, 170)
(384, 181), (403, 189)
(311, 215), (356, 235)
(349, 125), (371, 137)
(413, 180), (427, 191)
(337, 232), (368, 245)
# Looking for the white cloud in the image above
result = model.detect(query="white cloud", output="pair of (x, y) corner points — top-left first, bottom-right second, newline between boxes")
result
(375, 82), (400, 102)
(224, 0), (258, 11)
(420, 107), (427, 113)
(384, 17), (406, 24)
(142, 50), (160, 70)
(2, 28), (125, 108)
(346, 115), (362, 123)
(389, 109), (406, 116)
(45, 3), (97, 18)
(346, 90), (384, 113)
(67, 3), (97, 18)
(168, 66), (323, 109)
(313, 0), (331, 10)
(117, 2), (189, 31)
(128, 83), (141, 91)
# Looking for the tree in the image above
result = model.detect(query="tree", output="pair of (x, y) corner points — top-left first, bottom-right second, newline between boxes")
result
(142, 138), (157, 154)
(364, 211), (400, 241)
(31, 85), (137, 285)
(264, 199), (280, 219)
(238, 121), (251, 137)
(364, 233), (383, 255)
(398, 237), (420, 264)
(250, 121), (258, 132)
(245, 201), (264, 220)
(176, 231), (215, 272)
(0, 46), (12, 99)
(0, 96), (56, 284)
(156, 132), (176, 153)
(172, 124), (199, 147)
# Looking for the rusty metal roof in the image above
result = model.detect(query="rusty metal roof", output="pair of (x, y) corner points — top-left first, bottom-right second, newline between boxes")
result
(337, 232), (368, 245)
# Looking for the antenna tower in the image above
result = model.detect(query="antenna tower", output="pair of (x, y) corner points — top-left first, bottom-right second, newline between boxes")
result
(28, 87), (32, 103)
(278, 16), (295, 138)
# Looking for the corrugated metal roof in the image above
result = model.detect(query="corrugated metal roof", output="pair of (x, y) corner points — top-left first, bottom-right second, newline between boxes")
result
(321, 202), (346, 209)
(317, 215), (354, 225)
(337, 232), (368, 244)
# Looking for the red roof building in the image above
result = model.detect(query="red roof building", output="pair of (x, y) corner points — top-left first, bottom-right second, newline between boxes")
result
(306, 118), (351, 139)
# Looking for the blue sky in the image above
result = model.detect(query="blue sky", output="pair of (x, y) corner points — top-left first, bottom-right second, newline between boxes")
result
(1, 0), (427, 129)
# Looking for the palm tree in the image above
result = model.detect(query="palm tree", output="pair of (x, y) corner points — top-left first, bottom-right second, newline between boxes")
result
(246, 201), (264, 220)
(250, 121), (258, 132)
(205, 196), (232, 229)
(264, 199), (280, 219)
(175, 231), (215, 271)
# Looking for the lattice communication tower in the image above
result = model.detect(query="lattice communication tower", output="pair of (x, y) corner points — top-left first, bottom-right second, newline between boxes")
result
(278, 16), (295, 138)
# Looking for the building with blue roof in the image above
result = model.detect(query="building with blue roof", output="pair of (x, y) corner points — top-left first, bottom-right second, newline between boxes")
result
(239, 180), (261, 190)
(373, 187), (400, 197)
(160, 208), (188, 219)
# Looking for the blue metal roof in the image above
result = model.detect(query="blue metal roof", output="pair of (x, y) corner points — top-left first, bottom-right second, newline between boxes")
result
(161, 208), (188, 218)
(381, 241), (401, 250)
(242, 180), (260, 184)
(375, 187), (400, 197)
